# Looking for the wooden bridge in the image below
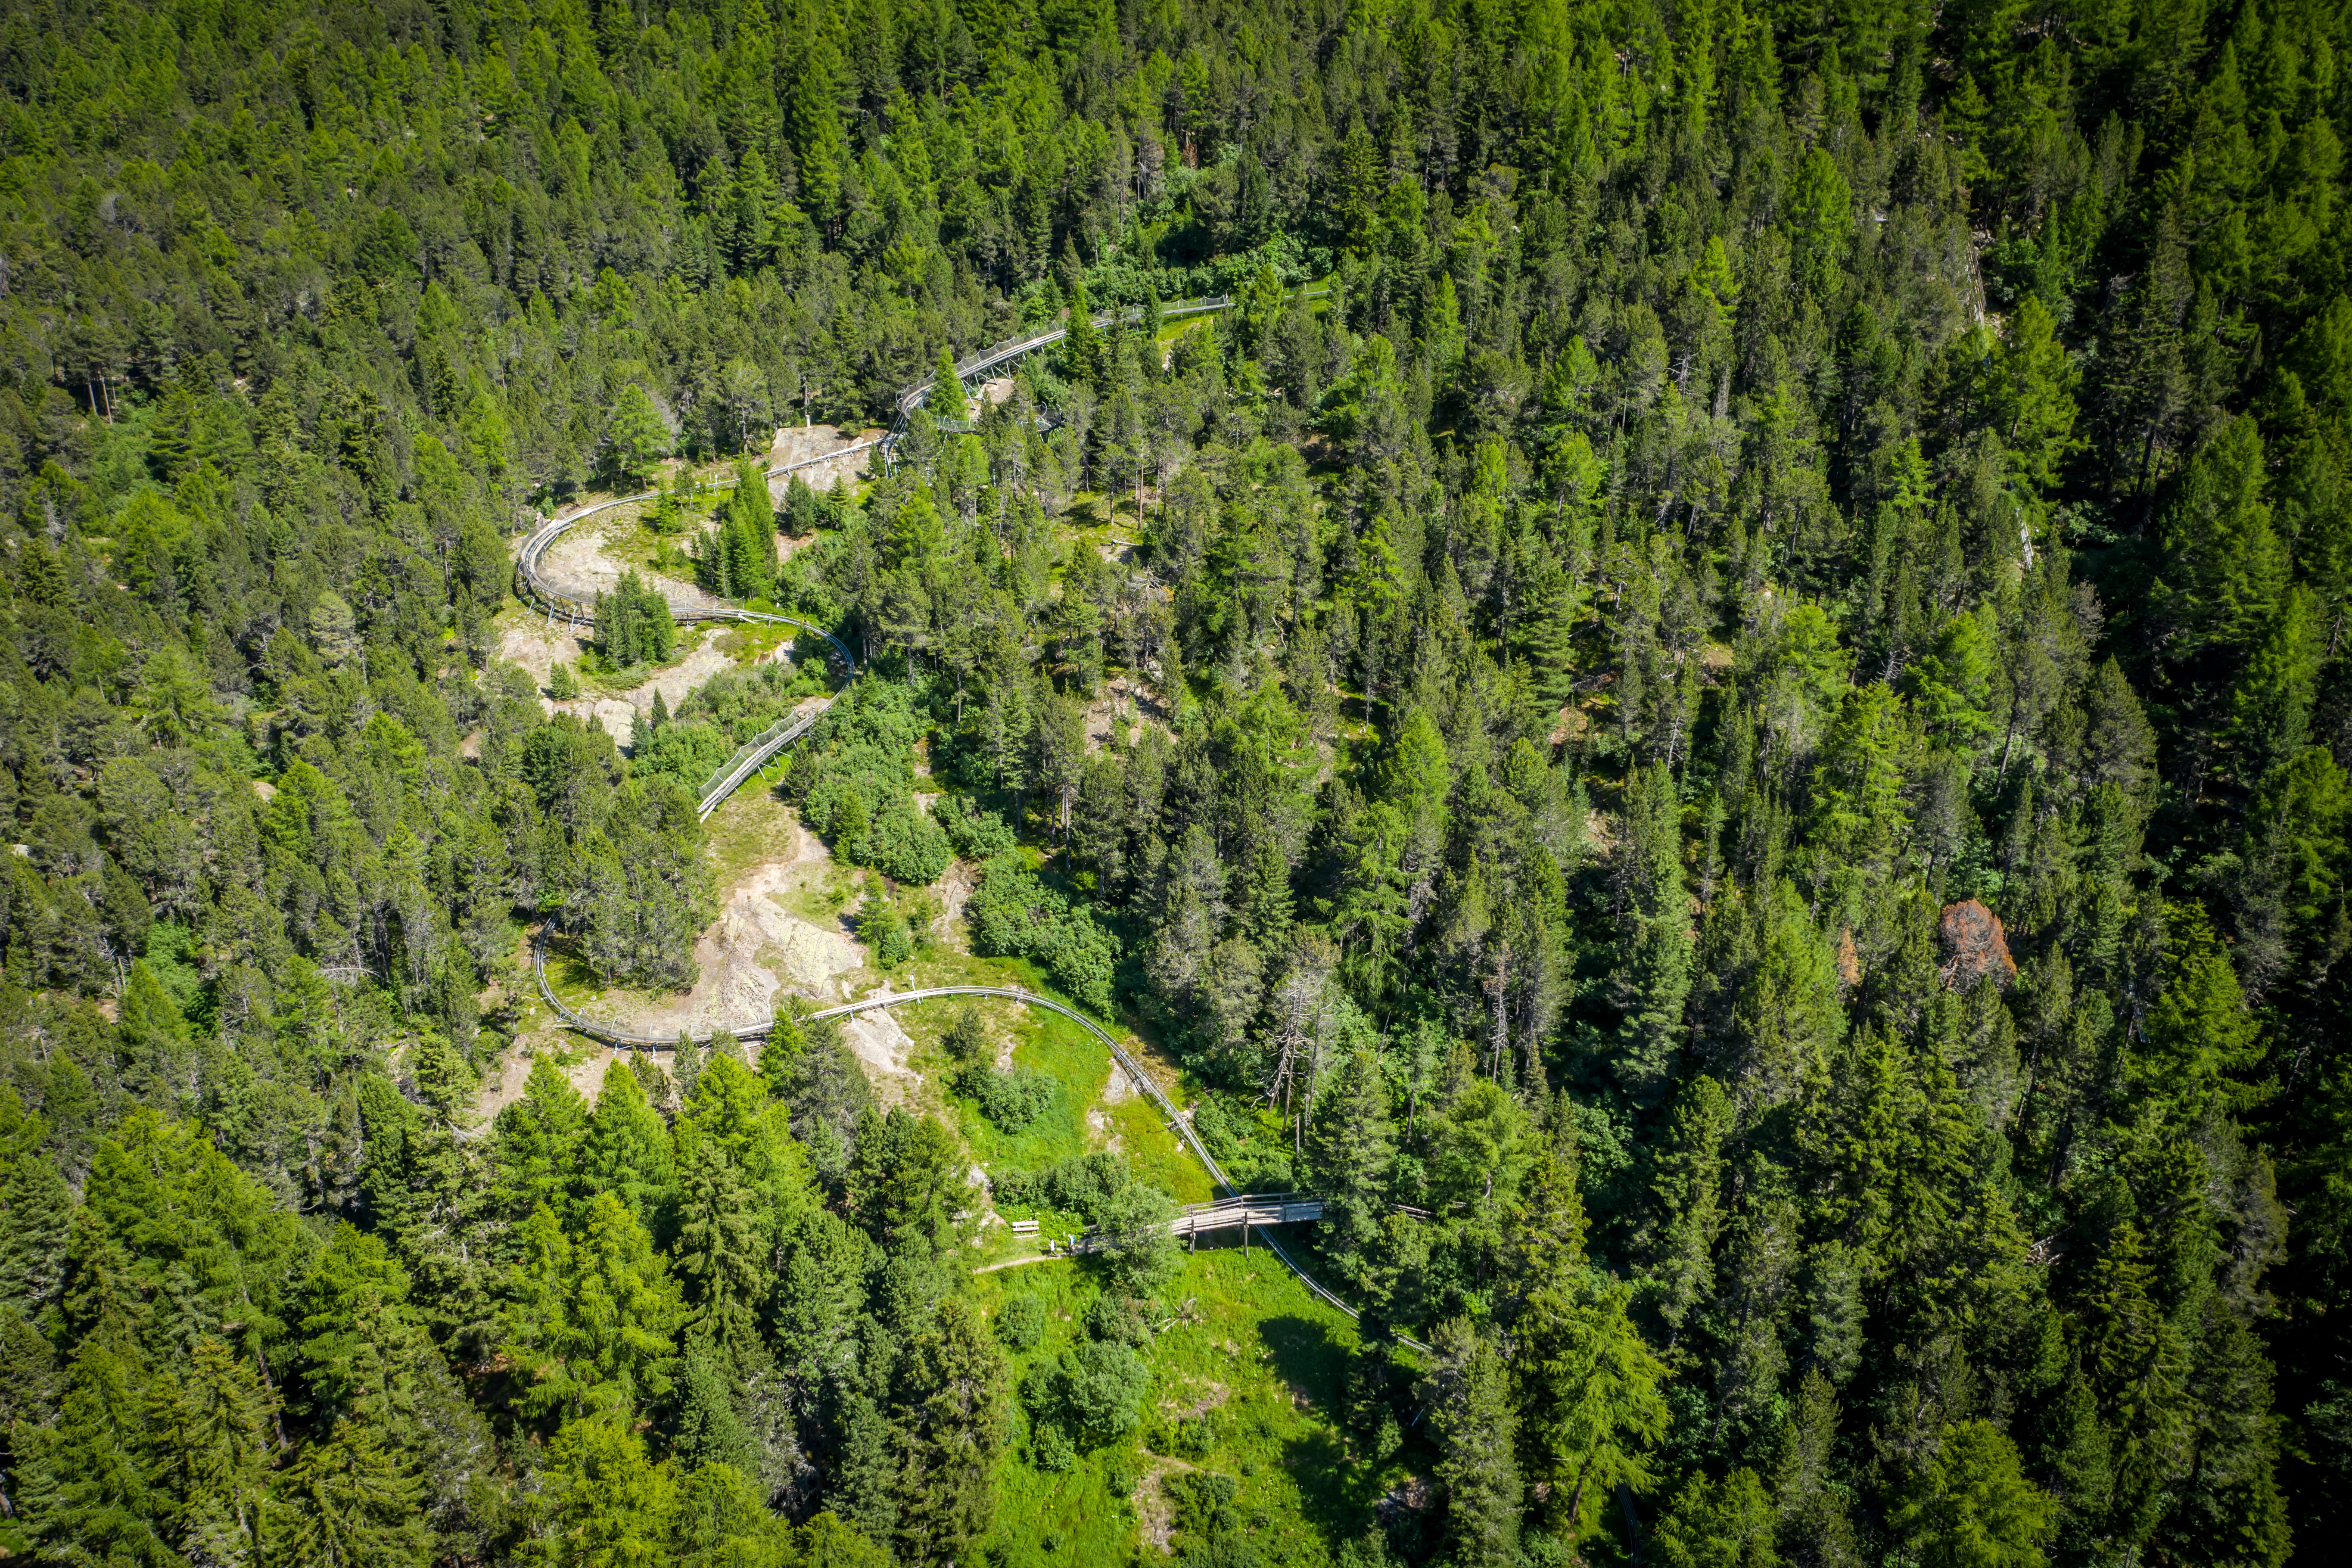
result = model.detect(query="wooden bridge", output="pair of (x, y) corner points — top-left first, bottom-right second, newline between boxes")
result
(1172, 1192), (1324, 1236)
(1024, 1192), (1327, 1259)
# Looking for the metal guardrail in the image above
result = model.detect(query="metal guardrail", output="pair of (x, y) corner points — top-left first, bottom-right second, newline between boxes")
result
(1042, 1195), (1326, 1256)
(1172, 1194), (1327, 1233)
(893, 293), (1241, 417)
(693, 702), (829, 819)
(513, 440), (873, 660)
(512, 441), (868, 821)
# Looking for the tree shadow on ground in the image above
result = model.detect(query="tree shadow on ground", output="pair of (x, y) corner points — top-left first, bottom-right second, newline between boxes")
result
(1256, 1315), (1407, 1551)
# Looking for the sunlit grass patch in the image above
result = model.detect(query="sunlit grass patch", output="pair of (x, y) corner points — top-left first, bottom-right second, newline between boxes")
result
(699, 781), (811, 888)
(1111, 1092), (1219, 1205)
(956, 1009), (1107, 1174)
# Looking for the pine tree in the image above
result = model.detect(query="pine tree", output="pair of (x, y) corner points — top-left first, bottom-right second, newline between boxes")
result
(669, 1334), (758, 1475)
(1514, 535), (1581, 711)
(296, 1224), (430, 1419)
(13, 1342), (177, 1562)
(116, 960), (195, 1111)
(1611, 761), (1695, 1098)
(1786, 146), (1853, 298)
(2151, 416), (2290, 670)
(833, 1392), (901, 1546)
(147, 1334), (277, 1561)
(719, 457), (779, 601)
(669, 1459), (796, 1566)
(1505, 1098), (1589, 1297)
(1983, 296), (2080, 494)
(0, 1141), (72, 1317)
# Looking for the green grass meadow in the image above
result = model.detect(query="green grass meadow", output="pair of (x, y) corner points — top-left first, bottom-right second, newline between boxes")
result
(973, 1242), (1412, 1568)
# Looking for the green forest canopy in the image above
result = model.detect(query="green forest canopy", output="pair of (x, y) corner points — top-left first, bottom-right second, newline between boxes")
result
(0, 0), (2346, 1563)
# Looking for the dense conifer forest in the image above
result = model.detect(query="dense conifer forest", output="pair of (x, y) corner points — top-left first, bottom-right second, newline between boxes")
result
(0, 0), (2346, 1562)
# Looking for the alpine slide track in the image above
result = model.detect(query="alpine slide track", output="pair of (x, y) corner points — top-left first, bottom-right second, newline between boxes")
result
(520, 280), (1420, 1351)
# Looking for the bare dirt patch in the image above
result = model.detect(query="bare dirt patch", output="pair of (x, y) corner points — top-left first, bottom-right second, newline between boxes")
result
(627, 857), (866, 1040)
(1101, 1055), (1137, 1105)
(477, 1042), (635, 1125)
(498, 618), (731, 734)
(1135, 1458), (1201, 1556)
(840, 1001), (921, 1103)
(500, 615), (593, 696)
(1083, 675), (1170, 753)
(1377, 1472), (1437, 1527)
(1158, 1378), (1231, 1419)
(583, 638), (736, 737)
(501, 616), (808, 741)
(933, 858), (979, 946)
(1087, 1097), (1126, 1154)
(539, 504), (707, 607)
(763, 424), (882, 496)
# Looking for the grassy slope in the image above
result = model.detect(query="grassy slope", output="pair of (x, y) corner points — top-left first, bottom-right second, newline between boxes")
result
(974, 1245), (1410, 1568)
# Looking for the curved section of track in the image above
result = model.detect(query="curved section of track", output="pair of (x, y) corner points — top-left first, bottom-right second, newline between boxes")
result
(525, 279), (1418, 1350)
(513, 442), (868, 820)
(527, 959), (1422, 1350)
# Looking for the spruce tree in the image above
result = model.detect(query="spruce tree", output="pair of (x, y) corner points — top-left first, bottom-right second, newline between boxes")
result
(606, 384), (672, 489)
(1891, 1422), (2057, 1568)
(582, 1063), (677, 1232)
(931, 347), (968, 423)
(1610, 761), (1695, 1098)
(504, 1196), (684, 1423)
(1063, 279), (1101, 389)
(1640, 1074), (1733, 1341)
(261, 1406), (436, 1568)
(1308, 1047), (1399, 1281)
(496, 1055), (589, 1221)
(889, 1297), (1008, 1566)
(1424, 1318), (1522, 1568)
